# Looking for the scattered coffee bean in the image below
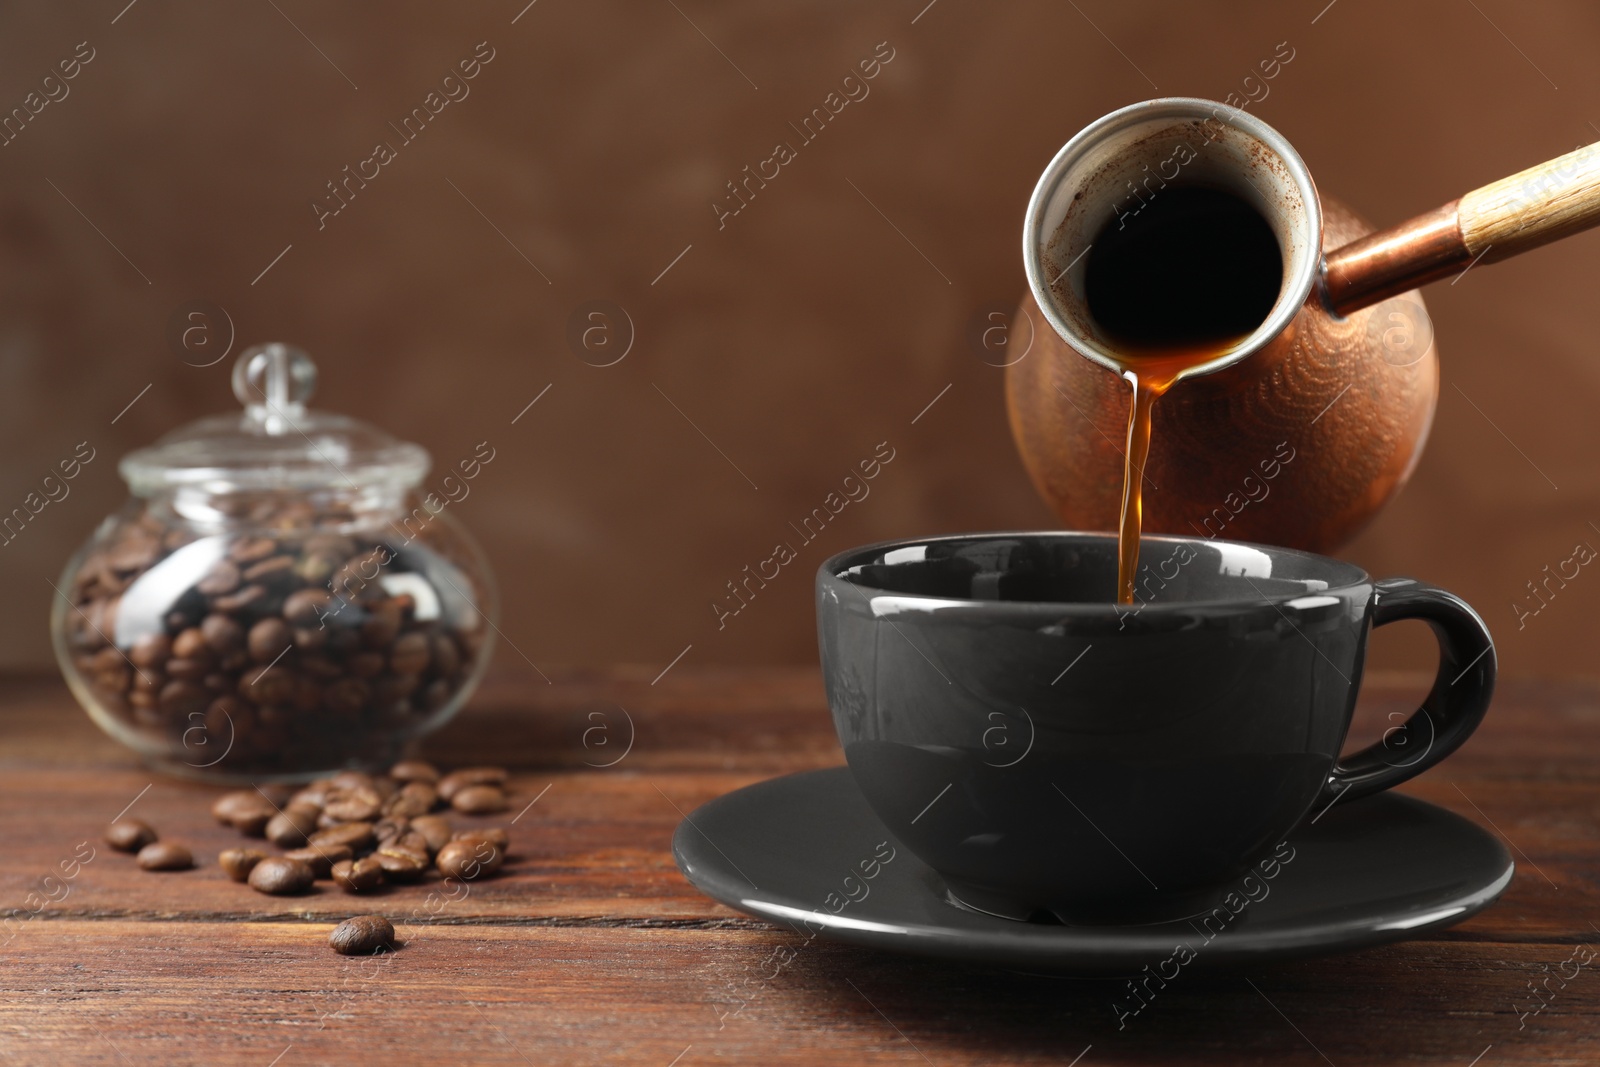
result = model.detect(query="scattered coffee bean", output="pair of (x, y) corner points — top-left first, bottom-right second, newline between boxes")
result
(265, 808), (319, 849)
(284, 844), (352, 879)
(410, 815), (454, 853)
(374, 846), (429, 883)
(329, 771), (377, 793)
(211, 791), (276, 836)
(329, 914), (394, 956)
(260, 783), (297, 806)
(384, 781), (438, 818)
(210, 790), (255, 823)
(372, 816), (409, 845)
(436, 839), (504, 881)
(452, 826), (508, 850)
(309, 822), (374, 852)
(285, 797), (323, 819)
(219, 847), (268, 882)
(105, 818), (157, 853)
(248, 856), (315, 896)
(322, 787), (383, 823)
(331, 857), (385, 893)
(391, 830), (433, 858)
(388, 759), (440, 784)
(437, 767), (508, 801)
(290, 782), (331, 810)
(143, 762), (509, 904)
(451, 784), (508, 814)
(137, 842), (193, 871)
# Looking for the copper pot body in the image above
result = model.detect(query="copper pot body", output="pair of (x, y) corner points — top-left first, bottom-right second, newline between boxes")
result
(1006, 197), (1438, 554)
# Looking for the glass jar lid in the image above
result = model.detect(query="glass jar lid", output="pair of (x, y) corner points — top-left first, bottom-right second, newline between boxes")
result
(119, 344), (431, 495)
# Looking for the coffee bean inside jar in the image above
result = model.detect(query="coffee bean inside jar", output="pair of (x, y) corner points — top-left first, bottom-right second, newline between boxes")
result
(53, 345), (496, 780)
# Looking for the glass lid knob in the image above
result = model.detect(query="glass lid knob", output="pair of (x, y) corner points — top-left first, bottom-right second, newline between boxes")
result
(232, 343), (317, 434)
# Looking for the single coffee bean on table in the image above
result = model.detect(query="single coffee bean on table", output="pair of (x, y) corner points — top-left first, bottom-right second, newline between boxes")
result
(136, 842), (193, 871)
(105, 818), (158, 853)
(329, 915), (395, 956)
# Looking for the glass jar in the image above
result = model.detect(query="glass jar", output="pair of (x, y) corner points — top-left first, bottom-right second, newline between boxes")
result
(52, 344), (497, 782)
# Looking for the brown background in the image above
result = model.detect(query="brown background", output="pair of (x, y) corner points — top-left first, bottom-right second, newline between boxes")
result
(0, 0), (1595, 681)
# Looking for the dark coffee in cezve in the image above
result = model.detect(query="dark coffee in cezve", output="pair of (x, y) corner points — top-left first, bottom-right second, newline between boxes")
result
(1062, 185), (1282, 603)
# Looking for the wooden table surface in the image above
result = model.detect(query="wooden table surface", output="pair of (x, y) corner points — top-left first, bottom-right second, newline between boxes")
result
(1, 666), (1597, 1066)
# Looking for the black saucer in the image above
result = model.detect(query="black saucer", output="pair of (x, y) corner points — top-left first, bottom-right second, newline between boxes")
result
(672, 768), (1513, 974)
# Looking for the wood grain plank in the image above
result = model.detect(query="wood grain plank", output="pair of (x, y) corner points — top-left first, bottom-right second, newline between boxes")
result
(2, 921), (1597, 1066)
(3, 669), (1600, 1065)
(0, 672), (1596, 933)
(0, 770), (1593, 941)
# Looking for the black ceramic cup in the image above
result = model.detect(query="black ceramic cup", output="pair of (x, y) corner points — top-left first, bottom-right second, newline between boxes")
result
(816, 532), (1495, 924)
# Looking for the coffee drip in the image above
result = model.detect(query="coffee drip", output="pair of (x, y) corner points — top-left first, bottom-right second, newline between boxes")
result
(1064, 185), (1283, 603)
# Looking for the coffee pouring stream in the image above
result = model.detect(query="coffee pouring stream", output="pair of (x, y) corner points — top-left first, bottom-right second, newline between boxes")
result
(1010, 97), (1600, 580)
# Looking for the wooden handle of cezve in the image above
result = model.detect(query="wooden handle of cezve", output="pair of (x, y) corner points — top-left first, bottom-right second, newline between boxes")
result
(1321, 140), (1600, 316)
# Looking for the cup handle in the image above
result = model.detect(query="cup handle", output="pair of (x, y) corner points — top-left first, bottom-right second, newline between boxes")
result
(1321, 577), (1496, 805)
